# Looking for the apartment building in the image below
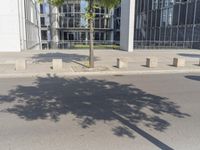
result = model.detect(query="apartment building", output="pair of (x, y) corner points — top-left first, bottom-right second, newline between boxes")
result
(0, 0), (41, 52)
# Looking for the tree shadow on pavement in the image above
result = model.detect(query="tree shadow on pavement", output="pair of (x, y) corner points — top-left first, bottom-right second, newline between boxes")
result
(178, 53), (200, 58)
(31, 53), (99, 64)
(185, 75), (200, 81)
(0, 76), (190, 149)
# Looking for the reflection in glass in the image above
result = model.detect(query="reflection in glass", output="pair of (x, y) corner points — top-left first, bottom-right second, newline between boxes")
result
(134, 0), (200, 49)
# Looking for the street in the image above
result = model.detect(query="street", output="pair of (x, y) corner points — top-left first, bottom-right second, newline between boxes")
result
(0, 73), (200, 150)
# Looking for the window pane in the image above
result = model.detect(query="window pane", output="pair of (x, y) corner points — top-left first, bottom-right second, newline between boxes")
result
(187, 2), (194, 24)
(195, 1), (200, 24)
(172, 4), (179, 25)
(178, 27), (185, 41)
(171, 27), (177, 41)
(179, 3), (186, 25)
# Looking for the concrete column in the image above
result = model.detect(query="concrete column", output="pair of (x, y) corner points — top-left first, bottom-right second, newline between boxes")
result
(110, 9), (114, 43)
(120, 0), (136, 52)
(18, 0), (26, 50)
(50, 6), (59, 49)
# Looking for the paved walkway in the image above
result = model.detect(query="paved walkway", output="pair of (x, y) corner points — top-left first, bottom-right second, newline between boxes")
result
(0, 49), (200, 77)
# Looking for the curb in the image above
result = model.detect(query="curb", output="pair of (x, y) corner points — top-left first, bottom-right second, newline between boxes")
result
(0, 69), (200, 78)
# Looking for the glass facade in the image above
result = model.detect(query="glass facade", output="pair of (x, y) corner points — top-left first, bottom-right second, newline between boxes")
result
(134, 0), (200, 49)
(40, 0), (114, 49)
(40, 1), (51, 49)
(113, 6), (121, 44)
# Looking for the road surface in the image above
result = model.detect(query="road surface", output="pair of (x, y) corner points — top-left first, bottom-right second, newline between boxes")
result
(0, 73), (200, 150)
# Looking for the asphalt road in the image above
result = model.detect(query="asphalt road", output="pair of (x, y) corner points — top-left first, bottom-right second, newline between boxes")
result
(0, 73), (200, 150)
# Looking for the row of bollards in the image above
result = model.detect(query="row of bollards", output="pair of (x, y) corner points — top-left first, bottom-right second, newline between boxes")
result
(117, 57), (200, 68)
(15, 59), (27, 71)
(15, 58), (200, 71)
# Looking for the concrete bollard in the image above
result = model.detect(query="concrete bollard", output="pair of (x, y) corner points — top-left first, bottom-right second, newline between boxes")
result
(15, 59), (27, 71)
(52, 59), (63, 71)
(117, 58), (128, 68)
(146, 57), (158, 68)
(173, 58), (185, 67)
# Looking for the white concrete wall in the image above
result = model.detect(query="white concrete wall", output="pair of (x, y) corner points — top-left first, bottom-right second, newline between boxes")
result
(0, 0), (40, 52)
(0, 0), (21, 52)
(120, 0), (135, 52)
(24, 0), (41, 50)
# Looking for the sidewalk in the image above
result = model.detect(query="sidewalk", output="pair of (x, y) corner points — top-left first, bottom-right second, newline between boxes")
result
(0, 49), (200, 78)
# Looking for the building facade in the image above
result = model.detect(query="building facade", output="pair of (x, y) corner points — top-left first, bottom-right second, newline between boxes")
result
(40, 0), (114, 49)
(40, 0), (200, 51)
(0, 0), (41, 52)
(113, 5), (121, 45)
(134, 0), (200, 49)
(0, 0), (200, 52)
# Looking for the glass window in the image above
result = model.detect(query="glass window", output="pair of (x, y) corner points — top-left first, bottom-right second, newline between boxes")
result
(165, 27), (171, 41)
(42, 43), (48, 49)
(40, 17), (45, 26)
(172, 4), (179, 25)
(63, 17), (68, 27)
(185, 27), (193, 41)
(69, 33), (74, 40)
(100, 33), (104, 40)
(171, 27), (177, 41)
(142, 28), (147, 40)
(148, 11), (152, 27)
(193, 25), (200, 41)
(41, 30), (47, 40)
(179, 3), (186, 25)
(63, 4), (67, 12)
(144, 0), (148, 12)
(150, 29), (155, 41)
(101, 8), (105, 13)
(141, 0), (145, 12)
(81, 32), (86, 40)
(147, 29), (151, 40)
(139, 29), (143, 40)
(75, 4), (80, 12)
(156, 9), (161, 27)
(161, 9), (167, 26)
(149, 0), (152, 10)
(152, 10), (156, 27)
(68, 18), (73, 27)
(160, 27), (165, 41)
(40, 4), (44, 14)
(187, 2), (194, 24)
(152, 0), (158, 10)
(155, 28), (160, 40)
(167, 8), (173, 26)
(95, 19), (100, 28)
(195, 1), (200, 24)
(75, 18), (80, 27)
(68, 4), (73, 13)
(163, 0), (168, 7)
(178, 27), (185, 41)
(134, 0), (198, 49)
(94, 32), (100, 40)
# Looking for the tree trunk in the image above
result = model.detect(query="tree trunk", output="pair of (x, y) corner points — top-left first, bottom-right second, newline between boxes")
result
(89, 0), (94, 68)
